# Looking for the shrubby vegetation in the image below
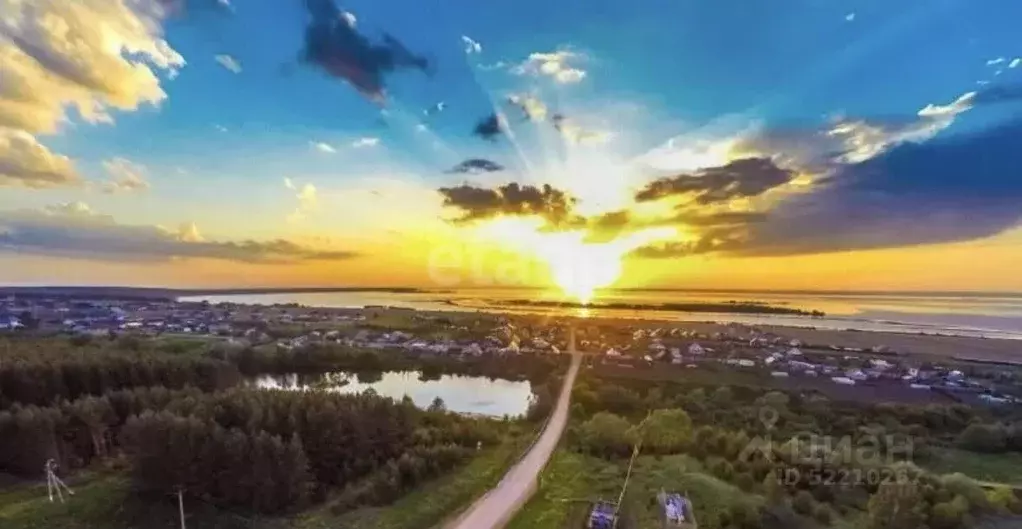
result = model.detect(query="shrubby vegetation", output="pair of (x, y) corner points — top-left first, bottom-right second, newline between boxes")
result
(565, 373), (1022, 529)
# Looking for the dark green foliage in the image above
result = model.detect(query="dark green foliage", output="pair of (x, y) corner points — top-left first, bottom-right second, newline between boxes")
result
(0, 339), (239, 407)
(577, 412), (636, 458)
(955, 423), (1007, 453)
(792, 489), (815, 515)
(123, 411), (313, 514)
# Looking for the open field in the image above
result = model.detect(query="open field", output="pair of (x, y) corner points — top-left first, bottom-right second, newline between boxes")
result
(506, 450), (769, 529)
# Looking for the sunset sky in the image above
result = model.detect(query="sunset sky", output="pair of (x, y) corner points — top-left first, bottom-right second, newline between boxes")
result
(2, 0), (1022, 295)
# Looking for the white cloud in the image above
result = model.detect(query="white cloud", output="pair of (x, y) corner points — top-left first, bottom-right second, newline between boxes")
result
(917, 91), (976, 118)
(415, 123), (428, 133)
(341, 11), (357, 28)
(507, 93), (548, 121)
(310, 141), (336, 153)
(285, 179), (319, 223)
(214, 124), (228, 132)
(827, 91), (975, 163)
(1010, 58), (1021, 69)
(987, 57), (1006, 66)
(461, 35), (482, 54)
(101, 157), (150, 193)
(552, 115), (611, 145)
(176, 221), (203, 243)
(512, 50), (587, 84)
(0, 128), (80, 187)
(214, 54), (242, 74)
(845, 13), (856, 22)
(351, 137), (380, 148)
(0, 0), (182, 189)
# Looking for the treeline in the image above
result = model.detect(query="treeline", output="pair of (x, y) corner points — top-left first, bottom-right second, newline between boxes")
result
(0, 385), (502, 514)
(572, 375), (1022, 449)
(500, 298), (826, 316)
(209, 341), (566, 384)
(0, 345), (239, 407)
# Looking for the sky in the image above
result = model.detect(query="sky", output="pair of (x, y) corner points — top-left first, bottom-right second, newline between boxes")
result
(2, 0), (1022, 296)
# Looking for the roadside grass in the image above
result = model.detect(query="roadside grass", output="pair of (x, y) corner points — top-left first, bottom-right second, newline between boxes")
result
(505, 449), (625, 529)
(921, 447), (1022, 485)
(295, 434), (529, 529)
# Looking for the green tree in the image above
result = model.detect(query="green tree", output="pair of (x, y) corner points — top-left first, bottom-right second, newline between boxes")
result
(578, 412), (635, 458)
(637, 408), (692, 453)
(955, 423), (1007, 453)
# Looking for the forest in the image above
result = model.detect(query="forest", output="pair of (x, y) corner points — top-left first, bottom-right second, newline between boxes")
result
(0, 334), (562, 521)
(546, 373), (1022, 529)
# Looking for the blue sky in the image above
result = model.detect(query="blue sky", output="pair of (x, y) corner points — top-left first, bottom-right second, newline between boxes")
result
(2, 0), (1022, 290)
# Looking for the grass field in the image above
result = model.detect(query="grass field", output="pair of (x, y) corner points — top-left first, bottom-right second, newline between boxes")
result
(922, 448), (1022, 486)
(506, 450), (763, 529)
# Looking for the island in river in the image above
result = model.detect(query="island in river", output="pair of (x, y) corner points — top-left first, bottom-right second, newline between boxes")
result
(460, 298), (827, 317)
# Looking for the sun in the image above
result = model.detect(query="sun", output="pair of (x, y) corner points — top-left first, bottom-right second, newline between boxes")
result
(474, 217), (675, 304)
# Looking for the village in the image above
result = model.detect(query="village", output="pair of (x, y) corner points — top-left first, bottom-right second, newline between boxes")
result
(3, 293), (1021, 409)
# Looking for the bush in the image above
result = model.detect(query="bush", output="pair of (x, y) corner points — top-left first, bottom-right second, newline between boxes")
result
(955, 423), (1007, 453)
(735, 471), (756, 492)
(812, 503), (833, 525)
(577, 412), (635, 458)
(929, 499), (967, 529)
(941, 473), (990, 512)
(792, 490), (815, 515)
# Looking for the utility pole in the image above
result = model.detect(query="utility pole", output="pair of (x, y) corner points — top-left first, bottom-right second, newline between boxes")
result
(44, 459), (73, 503)
(177, 489), (186, 529)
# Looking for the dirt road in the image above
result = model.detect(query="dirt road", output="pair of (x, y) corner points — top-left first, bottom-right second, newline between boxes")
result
(446, 351), (581, 529)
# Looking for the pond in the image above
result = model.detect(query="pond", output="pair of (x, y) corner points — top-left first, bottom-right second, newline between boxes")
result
(245, 371), (534, 418)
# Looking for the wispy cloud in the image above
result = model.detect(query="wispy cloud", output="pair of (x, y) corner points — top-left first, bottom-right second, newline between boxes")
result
(987, 57), (1006, 66)
(341, 11), (357, 28)
(285, 179), (319, 223)
(351, 137), (380, 148)
(1010, 58), (1021, 69)
(552, 114), (611, 145)
(214, 54), (242, 73)
(845, 13), (856, 22)
(101, 157), (150, 193)
(310, 141), (336, 153)
(507, 94), (548, 121)
(512, 50), (587, 84)
(0, 203), (354, 263)
(461, 35), (482, 54)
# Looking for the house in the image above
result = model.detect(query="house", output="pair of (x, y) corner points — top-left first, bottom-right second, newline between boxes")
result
(831, 377), (856, 385)
(688, 343), (705, 355)
(0, 315), (23, 330)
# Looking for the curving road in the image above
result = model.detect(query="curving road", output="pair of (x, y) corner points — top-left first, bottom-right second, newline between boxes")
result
(446, 349), (582, 529)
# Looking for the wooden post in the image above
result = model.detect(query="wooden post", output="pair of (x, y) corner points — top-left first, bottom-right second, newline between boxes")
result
(177, 489), (186, 529)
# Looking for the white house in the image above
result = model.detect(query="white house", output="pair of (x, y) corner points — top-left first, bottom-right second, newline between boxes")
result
(831, 377), (856, 385)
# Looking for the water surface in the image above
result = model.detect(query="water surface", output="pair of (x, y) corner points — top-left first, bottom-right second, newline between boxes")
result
(246, 370), (533, 417)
